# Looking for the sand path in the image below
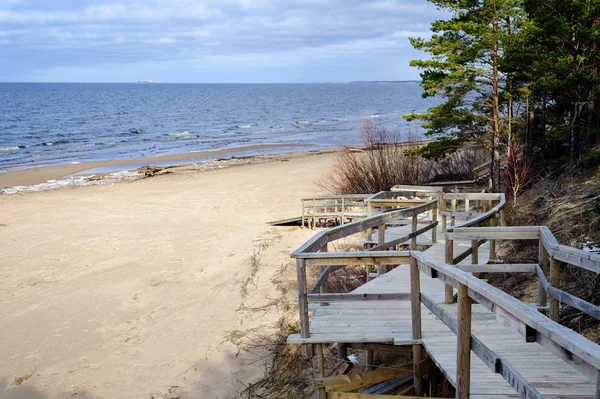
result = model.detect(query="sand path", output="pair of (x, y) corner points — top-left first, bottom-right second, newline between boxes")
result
(0, 153), (333, 399)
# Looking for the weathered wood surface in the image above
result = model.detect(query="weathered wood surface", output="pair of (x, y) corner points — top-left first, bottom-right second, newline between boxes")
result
(292, 188), (600, 399)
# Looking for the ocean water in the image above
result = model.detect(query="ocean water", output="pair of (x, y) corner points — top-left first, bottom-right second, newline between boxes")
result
(0, 83), (438, 172)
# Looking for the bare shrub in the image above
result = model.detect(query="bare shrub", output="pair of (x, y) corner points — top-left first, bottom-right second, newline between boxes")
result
(430, 146), (488, 183)
(319, 121), (434, 194)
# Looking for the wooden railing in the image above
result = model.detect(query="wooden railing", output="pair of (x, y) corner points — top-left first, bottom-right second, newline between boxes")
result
(291, 186), (600, 399)
(301, 194), (372, 229)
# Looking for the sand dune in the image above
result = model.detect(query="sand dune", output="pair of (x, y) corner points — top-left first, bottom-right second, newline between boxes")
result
(0, 153), (334, 398)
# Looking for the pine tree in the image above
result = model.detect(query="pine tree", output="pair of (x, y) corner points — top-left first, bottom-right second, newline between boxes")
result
(405, 0), (527, 191)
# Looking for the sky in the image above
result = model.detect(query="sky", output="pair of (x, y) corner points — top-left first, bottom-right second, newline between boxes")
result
(0, 0), (444, 83)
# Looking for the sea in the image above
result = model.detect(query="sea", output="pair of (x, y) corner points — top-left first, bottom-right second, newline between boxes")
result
(0, 82), (439, 172)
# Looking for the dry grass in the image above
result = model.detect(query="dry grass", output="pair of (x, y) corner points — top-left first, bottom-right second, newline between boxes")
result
(488, 155), (600, 341)
(319, 121), (434, 194)
(319, 121), (488, 194)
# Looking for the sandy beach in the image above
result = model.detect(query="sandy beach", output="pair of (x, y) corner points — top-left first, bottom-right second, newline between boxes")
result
(0, 152), (335, 398)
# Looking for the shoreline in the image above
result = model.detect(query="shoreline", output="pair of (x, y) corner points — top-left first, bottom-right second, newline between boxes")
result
(0, 143), (318, 189)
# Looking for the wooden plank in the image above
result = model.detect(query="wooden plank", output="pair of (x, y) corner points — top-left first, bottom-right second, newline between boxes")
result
(297, 258), (310, 338)
(446, 227), (540, 241)
(346, 343), (413, 355)
(412, 251), (600, 371)
(390, 184), (444, 193)
(305, 256), (411, 267)
(317, 366), (411, 390)
(453, 239), (486, 265)
(309, 266), (343, 294)
(315, 343), (326, 399)
(495, 306), (537, 342)
(536, 265), (600, 320)
(307, 293), (411, 302)
(456, 283), (472, 399)
(444, 193), (502, 200)
(420, 294), (500, 373)
(327, 361), (354, 377)
(551, 245), (600, 274)
(301, 251), (412, 259)
(538, 242), (549, 308)
(327, 394), (452, 399)
(369, 222), (439, 251)
(410, 254), (423, 395)
(549, 258), (560, 321)
(361, 375), (412, 394)
(293, 198), (439, 256)
(445, 239), (454, 304)
(441, 211), (485, 217)
(456, 264), (537, 273)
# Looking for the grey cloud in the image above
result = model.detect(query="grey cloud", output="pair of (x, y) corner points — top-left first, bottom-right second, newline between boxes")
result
(0, 0), (443, 82)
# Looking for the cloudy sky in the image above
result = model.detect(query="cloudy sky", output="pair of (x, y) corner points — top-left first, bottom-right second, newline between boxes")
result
(0, 0), (443, 83)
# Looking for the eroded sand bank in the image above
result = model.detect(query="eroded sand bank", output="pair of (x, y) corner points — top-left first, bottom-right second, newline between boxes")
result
(0, 152), (334, 398)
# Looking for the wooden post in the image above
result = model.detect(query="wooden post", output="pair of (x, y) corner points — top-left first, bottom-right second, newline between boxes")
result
(442, 215), (447, 232)
(367, 201), (373, 241)
(465, 199), (470, 212)
(312, 199), (316, 230)
(489, 215), (497, 260)
(456, 283), (472, 399)
(410, 254), (424, 395)
(301, 199), (305, 229)
(320, 243), (328, 294)
(538, 242), (549, 308)
(365, 349), (374, 371)
(411, 214), (418, 249)
(432, 204), (438, 243)
(314, 344), (326, 399)
(451, 197), (457, 226)
(377, 224), (387, 275)
(500, 207), (506, 226)
(471, 240), (478, 265)
(437, 193), (444, 223)
(445, 239), (454, 304)
(550, 257), (560, 321)
(297, 259), (310, 338)
(341, 197), (345, 225)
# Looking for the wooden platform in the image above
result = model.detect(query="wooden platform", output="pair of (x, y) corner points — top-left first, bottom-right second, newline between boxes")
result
(289, 225), (597, 397)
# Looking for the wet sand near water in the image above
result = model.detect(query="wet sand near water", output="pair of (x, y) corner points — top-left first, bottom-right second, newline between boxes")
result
(0, 143), (311, 188)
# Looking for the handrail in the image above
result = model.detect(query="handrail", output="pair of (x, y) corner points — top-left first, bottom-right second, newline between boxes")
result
(293, 198), (438, 257)
(291, 185), (600, 399)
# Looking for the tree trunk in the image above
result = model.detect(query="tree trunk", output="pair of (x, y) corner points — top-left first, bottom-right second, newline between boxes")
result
(525, 96), (534, 160)
(490, 1), (501, 192)
(570, 103), (582, 166)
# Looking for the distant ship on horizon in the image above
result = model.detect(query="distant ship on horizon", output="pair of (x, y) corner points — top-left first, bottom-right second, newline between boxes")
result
(137, 80), (154, 84)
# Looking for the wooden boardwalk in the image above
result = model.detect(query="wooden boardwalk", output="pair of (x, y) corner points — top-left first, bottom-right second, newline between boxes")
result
(288, 188), (600, 399)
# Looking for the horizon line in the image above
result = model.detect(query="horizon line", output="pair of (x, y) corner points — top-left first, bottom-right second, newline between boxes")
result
(0, 80), (422, 85)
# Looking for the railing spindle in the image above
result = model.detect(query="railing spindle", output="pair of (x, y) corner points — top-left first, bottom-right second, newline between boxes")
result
(456, 282), (472, 399)
(410, 255), (424, 395)
(550, 257), (560, 321)
(538, 241), (549, 308)
(296, 258), (310, 338)
(445, 239), (454, 304)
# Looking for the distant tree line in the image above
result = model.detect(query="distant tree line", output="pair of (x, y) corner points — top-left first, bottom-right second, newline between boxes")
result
(405, 0), (600, 192)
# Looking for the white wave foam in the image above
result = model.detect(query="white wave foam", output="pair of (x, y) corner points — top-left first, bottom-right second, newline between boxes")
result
(236, 125), (252, 129)
(167, 131), (190, 137)
(0, 146), (21, 151)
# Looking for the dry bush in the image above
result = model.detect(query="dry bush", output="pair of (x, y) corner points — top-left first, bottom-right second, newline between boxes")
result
(236, 318), (313, 398)
(430, 146), (488, 183)
(319, 121), (434, 194)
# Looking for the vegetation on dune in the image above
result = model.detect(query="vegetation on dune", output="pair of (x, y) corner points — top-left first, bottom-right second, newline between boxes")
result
(406, 0), (600, 197)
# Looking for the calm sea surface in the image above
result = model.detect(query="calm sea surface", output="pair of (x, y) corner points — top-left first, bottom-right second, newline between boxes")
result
(0, 83), (438, 172)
